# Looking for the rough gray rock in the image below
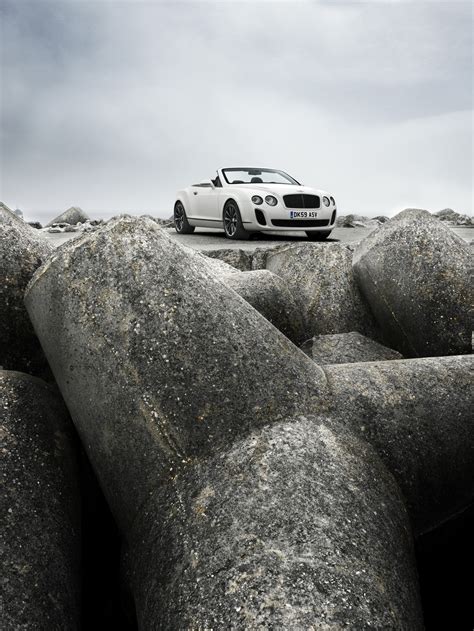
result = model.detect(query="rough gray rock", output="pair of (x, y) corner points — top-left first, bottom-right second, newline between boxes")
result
(323, 355), (474, 535)
(46, 206), (89, 227)
(302, 331), (403, 364)
(336, 214), (387, 228)
(0, 203), (53, 377)
(25, 217), (327, 532)
(221, 269), (307, 345)
(434, 208), (473, 226)
(203, 257), (306, 343)
(130, 417), (422, 630)
(0, 371), (80, 629)
(26, 217), (423, 628)
(202, 247), (254, 271)
(265, 242), (381, 340)
(353, 208), (473, 357)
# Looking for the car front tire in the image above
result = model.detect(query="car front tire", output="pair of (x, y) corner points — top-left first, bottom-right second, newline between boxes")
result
(306, 230), (332, 241)
(174, 201), (195, 234)
(223, 201), (250, 240)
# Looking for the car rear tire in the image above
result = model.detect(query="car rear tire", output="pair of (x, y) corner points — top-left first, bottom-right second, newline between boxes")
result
(223, 201), (250, 240)
(174, 201), (195, 234)
(306, 230), (332, 241)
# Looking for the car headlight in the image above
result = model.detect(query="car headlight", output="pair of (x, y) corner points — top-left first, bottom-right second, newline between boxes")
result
(252, 195), (263, 205)
(323, 196), (330, 207)
(330, 196), (335, 206)
(265, 195), (278, 206)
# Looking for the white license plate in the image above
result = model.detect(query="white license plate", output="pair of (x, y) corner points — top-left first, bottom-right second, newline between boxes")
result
(289, 210), (318, 219)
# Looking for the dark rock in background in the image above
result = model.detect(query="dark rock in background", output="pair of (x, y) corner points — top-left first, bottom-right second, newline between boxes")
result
(0, 371), (81, 629)
(353, 208), (473, 357)
(0, 203), (53, 378)
(265, 242), (381, 341)
(27, 221), (43, 229)
(323, 355), (474, 535)
(434, 208), (473, 226)
(301, 331), (403, 364)
(46, 206), (89, 227)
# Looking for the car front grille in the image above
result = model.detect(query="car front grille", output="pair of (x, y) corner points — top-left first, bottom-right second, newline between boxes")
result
(271, 219), (330, 228)
(283, 194), (320, 209)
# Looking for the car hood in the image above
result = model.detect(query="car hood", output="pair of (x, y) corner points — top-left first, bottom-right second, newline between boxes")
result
(227, 184), (330, 197)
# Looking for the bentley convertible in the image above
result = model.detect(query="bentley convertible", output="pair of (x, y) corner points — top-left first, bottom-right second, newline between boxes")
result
(174, 167), (337, 240)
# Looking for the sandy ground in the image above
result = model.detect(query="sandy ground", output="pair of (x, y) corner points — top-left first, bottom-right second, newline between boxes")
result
(41, 225), (474, 251)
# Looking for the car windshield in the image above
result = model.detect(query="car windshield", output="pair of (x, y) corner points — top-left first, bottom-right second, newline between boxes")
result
(222, 168), (299, 185)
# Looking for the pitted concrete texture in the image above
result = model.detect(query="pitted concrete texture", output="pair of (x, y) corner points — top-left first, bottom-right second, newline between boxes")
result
(301, 331), (403, 364)
(0, 204), (53, 378)
(323, 355), (474, 535)
(353, 208), (473, 357)
(1, 371), (80, 629)
(265, 241), (382, 341)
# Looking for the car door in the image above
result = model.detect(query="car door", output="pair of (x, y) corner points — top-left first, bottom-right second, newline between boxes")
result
(191, 184), (219, 226)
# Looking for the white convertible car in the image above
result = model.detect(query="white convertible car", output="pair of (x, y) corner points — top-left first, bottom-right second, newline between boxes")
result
(174, 167), (337, 240)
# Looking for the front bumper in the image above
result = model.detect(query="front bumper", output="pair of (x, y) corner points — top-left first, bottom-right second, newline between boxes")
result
(244, 206), (337, 231)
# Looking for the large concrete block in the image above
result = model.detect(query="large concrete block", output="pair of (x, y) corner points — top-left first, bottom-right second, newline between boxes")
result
(352, 208), (473, 357)
(25, 218), (327, 533)
(301, 331), (403, 364)
(130, 418), (422, 629)
(265, 242), (381, 340)
(1, 371), (80, 629)
(323, 355), (474, 535)
(25, 218), (423, 628)
(205, 255), (306, 344)
(0, 204), (53, 377)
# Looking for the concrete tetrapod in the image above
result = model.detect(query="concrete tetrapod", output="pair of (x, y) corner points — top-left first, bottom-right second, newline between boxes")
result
(1, 371), (80, 629)
(25, 218), (422, 628)
(0, 204), (53, 377)
(265, 242), (382, 341)
(352, 208), (473, 357)
(301, 331), (403, 364)
(322, 355), (474, 535)
(204, 256), (306, 344)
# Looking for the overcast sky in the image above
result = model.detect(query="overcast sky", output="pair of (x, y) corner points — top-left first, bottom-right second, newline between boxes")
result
(0, 0), (472, 222)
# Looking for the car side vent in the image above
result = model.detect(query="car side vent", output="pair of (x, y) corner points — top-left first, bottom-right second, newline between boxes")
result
(331, 210), (336, 224)
(255, 209), (267, 226)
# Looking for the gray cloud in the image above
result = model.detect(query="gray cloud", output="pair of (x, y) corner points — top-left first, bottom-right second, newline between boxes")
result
(0, 0), (472, 223)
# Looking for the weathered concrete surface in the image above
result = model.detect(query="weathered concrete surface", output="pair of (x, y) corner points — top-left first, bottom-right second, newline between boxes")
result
(323, 355), (474, 535)
(223, 270), (307, 344)
(265, 242), (381, 340)
(205, 256), (306, 344)
(46, 206), (89, 227)
(302, 331), (403, 364)
(0, 371), (80, 629)
(25, 218), (328, 533)
(203, 247), (254, 271)
(26, 218), (423, 628)
(130, 418), (422, 630)
(353, 208), (473, 357)
(0, 204), (53, 377)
